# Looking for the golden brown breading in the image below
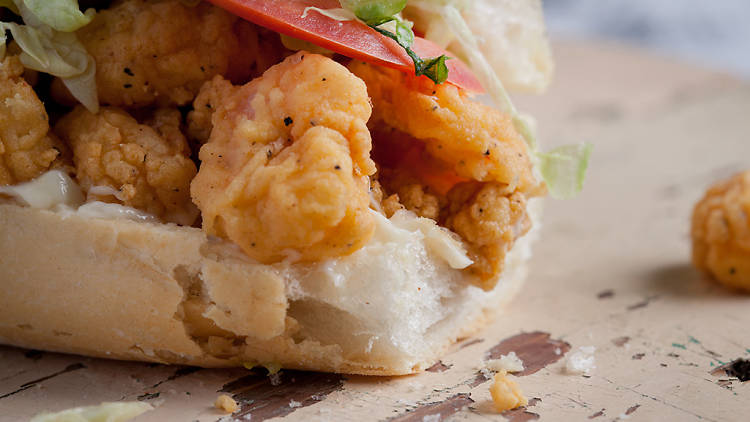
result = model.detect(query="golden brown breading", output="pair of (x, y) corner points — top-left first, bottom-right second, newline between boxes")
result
(377, 169), (444, 221)
(359, 69), (540, 289)
(186, 75), (238, 145)
(54, 106), (199, 226)
(444, 182), (531, 288)
(191, 52), (375, 264)
(0, 56), (67, 186)
(78, 0), (261, 107)
(349, 61), (540, 193)
(692, 171), (750, 291)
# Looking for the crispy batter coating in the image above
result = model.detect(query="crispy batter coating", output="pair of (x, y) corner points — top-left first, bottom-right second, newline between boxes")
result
(361, 71), (540, 289)
(191, 52), (375, 263)
(350, 61), (540, 193)
(78, 0), (262, 107)
(378, 169), (444, 221)
(692, 171), (750, 291)
(0, 56), (67, 186)
(444, 182), (531, 288)
(54, 106), (199, 225)
(186, 75), (238, 145)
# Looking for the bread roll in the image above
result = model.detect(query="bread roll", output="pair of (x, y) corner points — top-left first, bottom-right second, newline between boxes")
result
(0, 190), (541, 375)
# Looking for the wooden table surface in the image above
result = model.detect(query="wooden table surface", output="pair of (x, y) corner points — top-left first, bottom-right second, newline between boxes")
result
(1, 40), (749, 421)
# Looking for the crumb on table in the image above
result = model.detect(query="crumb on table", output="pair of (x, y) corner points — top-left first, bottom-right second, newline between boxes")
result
(490, 370), (528, 412)
(214, 394), (239, 413)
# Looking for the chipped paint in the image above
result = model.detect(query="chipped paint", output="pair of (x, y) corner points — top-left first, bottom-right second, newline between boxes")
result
(425, 361), (452, 373)
(484, 332), (571, 377)
(221, 370), (344, 421)
(388, 393), (473, 422)
(612, 337), (630, 347)
(500, 397), (541, 422)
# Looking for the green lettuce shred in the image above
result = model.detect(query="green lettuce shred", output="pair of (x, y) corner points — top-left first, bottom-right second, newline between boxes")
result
(30, 402), (153, 422)
(1, 0), (98, 112)
(23, 0), (94, 32)
(538, 143), (593, 200)
(302, 7), (357, 22)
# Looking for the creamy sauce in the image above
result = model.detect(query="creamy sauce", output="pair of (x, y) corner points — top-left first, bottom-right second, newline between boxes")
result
(0, 170), (84, 209)
(0, 170), (158, 222)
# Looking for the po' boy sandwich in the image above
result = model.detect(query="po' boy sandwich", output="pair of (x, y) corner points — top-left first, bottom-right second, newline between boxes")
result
(0, 0), (589, 375)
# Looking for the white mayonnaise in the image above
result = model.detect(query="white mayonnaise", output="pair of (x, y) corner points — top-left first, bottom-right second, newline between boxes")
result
(0, 170), (158, 222)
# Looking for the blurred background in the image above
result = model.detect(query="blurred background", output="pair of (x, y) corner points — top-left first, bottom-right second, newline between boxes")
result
(543, 0), (750, 80)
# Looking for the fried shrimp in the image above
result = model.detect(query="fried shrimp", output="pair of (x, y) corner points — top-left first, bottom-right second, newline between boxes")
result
(0, 56), (67, 186)
(77, 0), (261, 107)
(444, 182), (531, 287)
(349, 61), (538, 193)
(356, 61), (541, 288)
(692, 171), (750, 291)
(54, 106), (199, 226)
(191, 52), (375, 264)
(186, 75), (238, 145)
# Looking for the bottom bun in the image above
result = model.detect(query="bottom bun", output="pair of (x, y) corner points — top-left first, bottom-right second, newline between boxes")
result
(0, 199), (541, 376)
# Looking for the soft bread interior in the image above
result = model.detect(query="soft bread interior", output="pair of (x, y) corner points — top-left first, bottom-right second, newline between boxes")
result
(0, 198), (540, 375)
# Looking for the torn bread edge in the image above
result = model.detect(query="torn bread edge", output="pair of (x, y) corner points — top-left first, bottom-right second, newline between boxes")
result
(0, 197), (541, 376)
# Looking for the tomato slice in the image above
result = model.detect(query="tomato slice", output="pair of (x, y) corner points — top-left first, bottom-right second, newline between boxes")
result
(207, 0), (484, 93)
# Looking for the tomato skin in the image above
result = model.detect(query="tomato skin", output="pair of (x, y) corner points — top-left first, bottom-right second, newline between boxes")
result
(207, 0), (484, 93)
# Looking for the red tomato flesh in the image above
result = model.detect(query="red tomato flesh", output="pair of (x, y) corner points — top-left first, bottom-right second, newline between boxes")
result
(207, 0), (484, 93)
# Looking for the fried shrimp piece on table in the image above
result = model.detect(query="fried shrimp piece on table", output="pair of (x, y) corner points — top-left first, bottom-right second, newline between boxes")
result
(54, 106), (199, 226)
(77, 0), (261, 107)
(692, 171), (750, 291)
(350, 61), (544, 289)
(191, 52), (376, 264)
(0, 56), (68, 186)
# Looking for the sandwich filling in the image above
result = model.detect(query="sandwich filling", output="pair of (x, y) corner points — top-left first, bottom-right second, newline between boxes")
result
(0, 0), (554, 290)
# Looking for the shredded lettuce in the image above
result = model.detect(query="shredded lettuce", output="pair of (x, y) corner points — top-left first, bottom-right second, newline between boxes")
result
(22, 0), (94, 32)
(302, 7), (357, 22)
(538, 143), (593, 200)
(340, 0), (407, 24)
(0, 0), (98, 112)
(438, 4), (590, 199)
(30, 402), (153, 422)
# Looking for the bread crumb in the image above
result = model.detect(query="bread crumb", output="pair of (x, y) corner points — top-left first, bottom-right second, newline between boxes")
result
(490, 370), (528, 412)
(485, 351), (525, 373)
(215, 394), (239, 413)
(565, 346), (596, 375)
(289, 399), (302, 408)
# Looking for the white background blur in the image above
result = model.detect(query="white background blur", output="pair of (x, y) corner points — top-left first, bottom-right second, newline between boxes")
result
(543, 0), (750, 80)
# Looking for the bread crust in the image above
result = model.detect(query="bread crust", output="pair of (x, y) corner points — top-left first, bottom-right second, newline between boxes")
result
(0, 201), (539, 375)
